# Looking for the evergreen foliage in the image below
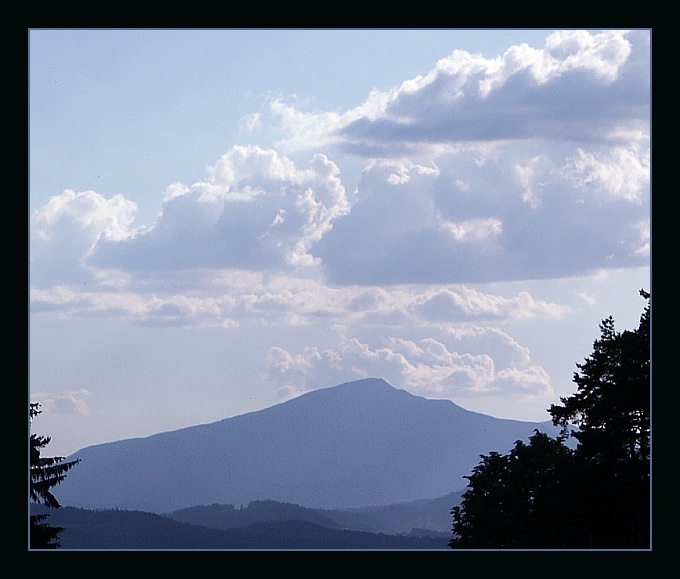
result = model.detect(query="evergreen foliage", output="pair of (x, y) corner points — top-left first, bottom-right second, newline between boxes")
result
(450, 290), (651, 549)
(29, 403), (80, 549)
(450, 431), (578, 548)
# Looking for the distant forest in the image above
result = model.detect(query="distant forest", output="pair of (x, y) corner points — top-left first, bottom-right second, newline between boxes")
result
(30, 502), (450, 550)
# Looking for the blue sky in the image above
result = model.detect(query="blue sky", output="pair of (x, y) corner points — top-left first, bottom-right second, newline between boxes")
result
(29, 29), (650, 457)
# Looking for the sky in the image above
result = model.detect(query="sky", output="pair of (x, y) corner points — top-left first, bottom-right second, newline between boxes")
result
(29, 29), (651, 458)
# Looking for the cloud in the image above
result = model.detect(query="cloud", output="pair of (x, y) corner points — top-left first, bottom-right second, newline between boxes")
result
(266, 330), (554, 403)
(415, 287), (569, 322)
(237, 112), (262, 133)
(31, 246), (570, 333)
(30, 189), (139, 286)
(29, 286), (239, 329)
(272, 30), (649, 156)
(31, 143), (648, 291)
(30, 31), (649, 292)
(577, 291), (597, 306)
(560, 146), (650, 203)
(31, 389), (92, 416)
(314, 146), (649, 284)
(262, 31), (649, 286)
(87, 145), (349, 273)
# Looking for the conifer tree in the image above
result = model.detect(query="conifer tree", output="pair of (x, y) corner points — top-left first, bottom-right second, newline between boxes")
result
(30, 403), (80, 549)
(548, 289), (650, 547)
(450, 290), (651, 548)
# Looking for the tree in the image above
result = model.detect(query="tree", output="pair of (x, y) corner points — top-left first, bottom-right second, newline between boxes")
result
(450, 290), (651, 549)
(450, 431), (581, 548)
(30, 403), (80, 549)
(549, 289), (650, 548)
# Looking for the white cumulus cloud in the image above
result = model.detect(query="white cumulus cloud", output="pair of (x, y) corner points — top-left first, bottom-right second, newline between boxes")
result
(272, 30), (648, 156)
(315, 144), (649, 284)
(84, 146), (349, 274)
(30, 189), (140, 285)
(266, 330), (554, 404)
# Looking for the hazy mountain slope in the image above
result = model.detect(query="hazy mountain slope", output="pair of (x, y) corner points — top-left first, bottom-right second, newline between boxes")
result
(33, 506), (242, 550)
(57, 378), (558, 512)
(319, 491), (465, 534)
(31, 505), (448, 550)
(165, 491), (463, 535)
(166, 499), (343, 530)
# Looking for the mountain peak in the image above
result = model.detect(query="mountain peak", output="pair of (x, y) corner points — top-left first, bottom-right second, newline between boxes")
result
(317, 377), (393, 390)
(342, 377), (391, 387)
(287, 377), (416, 410)
(321, 377), (399, 395)
(58, 376), (560, 512)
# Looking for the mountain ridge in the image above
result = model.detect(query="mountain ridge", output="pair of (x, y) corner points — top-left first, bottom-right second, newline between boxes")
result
(164, 490), (463, 535)
(57, 378), (559, 512)
(31, 503), (449, 550)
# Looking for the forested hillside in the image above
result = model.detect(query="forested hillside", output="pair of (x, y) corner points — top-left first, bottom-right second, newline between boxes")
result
(166, 492), (462, 535)
(30, 504), (449, 550)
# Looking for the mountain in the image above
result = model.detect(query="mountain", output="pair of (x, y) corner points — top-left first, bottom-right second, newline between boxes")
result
(165, 491), (463, 535)
(166, 499), (344, 531)
(56, 378), (560, 512)
(30, 504), (448, 550)
(316, 491), (464, 535)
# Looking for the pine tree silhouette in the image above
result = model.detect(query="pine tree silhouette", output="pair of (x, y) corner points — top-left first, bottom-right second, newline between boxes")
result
(30, 403), (80, 549)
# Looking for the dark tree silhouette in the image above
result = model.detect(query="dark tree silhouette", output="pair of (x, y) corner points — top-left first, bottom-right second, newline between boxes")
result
(450, 431), (579, 548)
(450, 290), (650, 549)
(549, 289), (650, 548)
(30, 403), (80, 549)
